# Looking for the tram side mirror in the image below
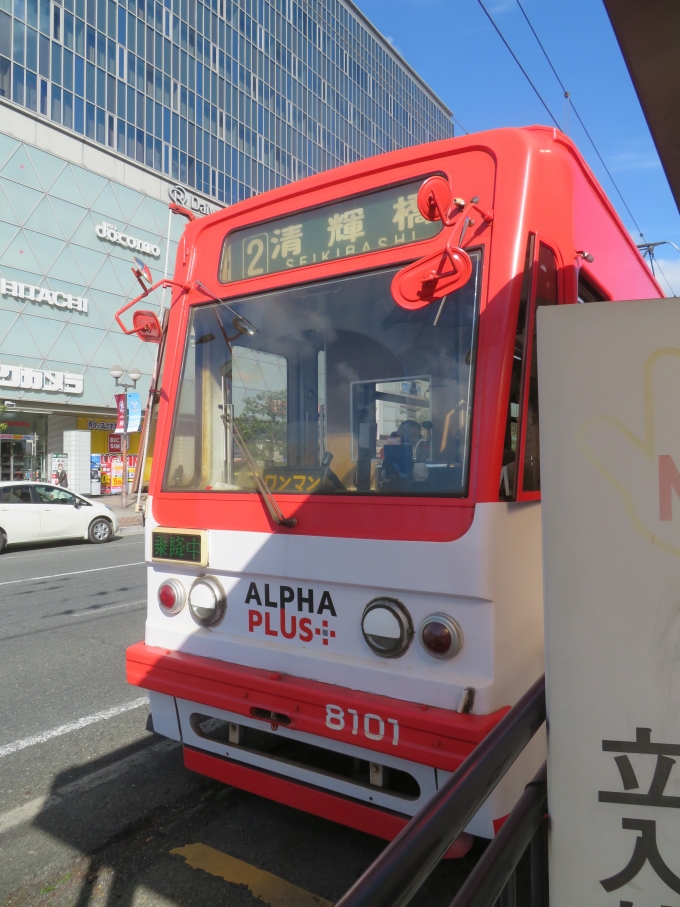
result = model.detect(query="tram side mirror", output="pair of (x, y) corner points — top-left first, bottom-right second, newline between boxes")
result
(417, 176), (453, 222)
(391, 248), (473, 310)
(132, 309), (163, 343)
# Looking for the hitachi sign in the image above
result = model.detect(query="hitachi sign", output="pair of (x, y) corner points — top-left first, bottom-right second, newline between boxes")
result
(1, 278), (88, 312)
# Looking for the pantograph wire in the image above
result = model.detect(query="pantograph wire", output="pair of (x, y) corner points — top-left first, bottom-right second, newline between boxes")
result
(514, 0), (647, 241)
(476, 0), (560, 130)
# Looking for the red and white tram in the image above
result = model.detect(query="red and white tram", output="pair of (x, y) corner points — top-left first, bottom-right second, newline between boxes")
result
(126, 126), (662, 851)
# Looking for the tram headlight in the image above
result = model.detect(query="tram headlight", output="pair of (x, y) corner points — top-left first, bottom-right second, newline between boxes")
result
(188, 576), (226, 627)
(419, 613), (463, 659)
(157, 579), (185, 616)
(361, 598), (413, 658)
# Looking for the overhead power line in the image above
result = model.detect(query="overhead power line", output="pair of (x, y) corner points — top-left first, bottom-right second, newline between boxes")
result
(513, 0), (647, 242)
(453, 115), (469, 135)
(638, 242), (679, 295)
(655, 260), (677, 296)
(475, 0), (560, 130)
(514, 0), (569, 99)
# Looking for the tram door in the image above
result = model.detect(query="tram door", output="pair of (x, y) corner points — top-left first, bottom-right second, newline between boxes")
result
(501, 236), (560, 499)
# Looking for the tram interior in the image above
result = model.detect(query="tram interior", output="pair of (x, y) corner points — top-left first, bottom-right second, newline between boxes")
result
(165, 256), (482, 497)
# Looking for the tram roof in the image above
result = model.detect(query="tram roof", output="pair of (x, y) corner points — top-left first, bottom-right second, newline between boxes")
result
(603, 0), (680, 213)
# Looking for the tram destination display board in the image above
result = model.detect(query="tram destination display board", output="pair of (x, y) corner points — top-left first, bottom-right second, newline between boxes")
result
(221, 177), (443, 282)
(151, 528), (208, 566)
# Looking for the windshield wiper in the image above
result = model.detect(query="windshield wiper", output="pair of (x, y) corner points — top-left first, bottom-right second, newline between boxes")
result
(220, 412), (297, 529)
(195, 280), (258, 335)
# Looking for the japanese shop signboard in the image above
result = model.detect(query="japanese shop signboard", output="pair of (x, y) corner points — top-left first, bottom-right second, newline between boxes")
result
(220, 177), (443, 283)
(539, 299), (680, 905)
(108, 434), (122, 453)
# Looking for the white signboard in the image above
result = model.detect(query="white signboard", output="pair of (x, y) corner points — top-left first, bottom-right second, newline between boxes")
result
(0, 364), (83, 393)
(95, 221), (160, 257)
(540, 299), (680, 905)
(1, 278), (88, 312)
(168, 184), (219, 216)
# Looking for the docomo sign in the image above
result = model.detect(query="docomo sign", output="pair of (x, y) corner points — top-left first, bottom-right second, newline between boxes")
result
(1, 278), (88, 312)
(95, 221), (160, 258)
(0, 363), (83, 393)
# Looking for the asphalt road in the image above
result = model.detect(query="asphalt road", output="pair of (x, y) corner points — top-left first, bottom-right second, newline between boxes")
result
(0, 534), (528, 907)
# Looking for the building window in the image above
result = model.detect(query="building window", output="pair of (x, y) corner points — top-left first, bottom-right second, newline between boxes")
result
(51, 82), (61, 120)
(74, 92), (83, 129)
(63, 86), (72, 124)
(85, 97), (94, 134)
(53, 4), (60, 40)
(39, 0), (49, 33)
(12, 61), (24, 103)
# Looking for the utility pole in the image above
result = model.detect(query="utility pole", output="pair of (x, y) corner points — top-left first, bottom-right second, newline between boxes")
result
(109, 366), (142, 508)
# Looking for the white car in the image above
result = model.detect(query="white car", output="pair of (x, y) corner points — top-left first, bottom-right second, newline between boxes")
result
(0, 481), (119, 552)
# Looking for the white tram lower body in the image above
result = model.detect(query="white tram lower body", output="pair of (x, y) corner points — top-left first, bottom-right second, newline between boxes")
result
(127, 501), (545, 843)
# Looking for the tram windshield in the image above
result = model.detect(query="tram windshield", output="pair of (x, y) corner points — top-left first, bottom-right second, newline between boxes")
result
(164, 254), (482, 497)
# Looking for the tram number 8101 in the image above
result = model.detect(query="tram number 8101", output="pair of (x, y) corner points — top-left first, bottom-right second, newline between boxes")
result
(325, 704), (399, 745)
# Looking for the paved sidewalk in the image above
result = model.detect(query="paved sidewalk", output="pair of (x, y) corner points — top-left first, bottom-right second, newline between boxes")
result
(89, 494), (146, 534)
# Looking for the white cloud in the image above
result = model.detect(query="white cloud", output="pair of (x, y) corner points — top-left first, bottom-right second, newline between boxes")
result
(608, 151), (662, 173)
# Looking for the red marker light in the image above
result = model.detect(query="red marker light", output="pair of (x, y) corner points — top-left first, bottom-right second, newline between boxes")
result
(421, 620), (452, 656)
(157, 579), (185, 615)
(419, 614), (464, 659)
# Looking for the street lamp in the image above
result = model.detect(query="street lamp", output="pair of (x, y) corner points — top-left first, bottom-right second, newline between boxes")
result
(110, 366), (142, 508)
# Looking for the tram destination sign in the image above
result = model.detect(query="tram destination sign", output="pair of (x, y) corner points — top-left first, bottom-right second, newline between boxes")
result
(151, 528), (207, 566)
(221, 177), (443, 283)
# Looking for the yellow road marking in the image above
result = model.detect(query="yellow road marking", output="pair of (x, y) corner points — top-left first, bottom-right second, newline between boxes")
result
(171, 843), (333, 907)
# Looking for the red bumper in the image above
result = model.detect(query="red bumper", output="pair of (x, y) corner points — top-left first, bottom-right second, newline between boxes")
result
(127, 641), (507, 772)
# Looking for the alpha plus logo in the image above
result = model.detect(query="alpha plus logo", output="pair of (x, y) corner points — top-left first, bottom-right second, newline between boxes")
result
(244, 581), (337, 646)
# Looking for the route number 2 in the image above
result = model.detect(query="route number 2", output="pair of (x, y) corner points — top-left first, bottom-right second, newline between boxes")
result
(246, 237), (265, 276)
(326, 704), (399, 746)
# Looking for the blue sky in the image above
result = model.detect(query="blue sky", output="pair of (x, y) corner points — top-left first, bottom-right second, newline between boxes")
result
(356, 0), (680, 294)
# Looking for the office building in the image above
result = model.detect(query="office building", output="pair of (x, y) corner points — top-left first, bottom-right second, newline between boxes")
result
(0, 0), (453, 484)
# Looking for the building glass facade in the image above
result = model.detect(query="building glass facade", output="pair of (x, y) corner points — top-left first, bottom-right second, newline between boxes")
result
(0, 0), (453, 205)
(0, 0), (453, 491)
(0, 128), (182, 413)
(0, 111), (195, 484)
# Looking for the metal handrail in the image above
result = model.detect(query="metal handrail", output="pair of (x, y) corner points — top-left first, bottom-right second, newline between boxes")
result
(335, 675), (546, 907)
(449, 762), (548, 907)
